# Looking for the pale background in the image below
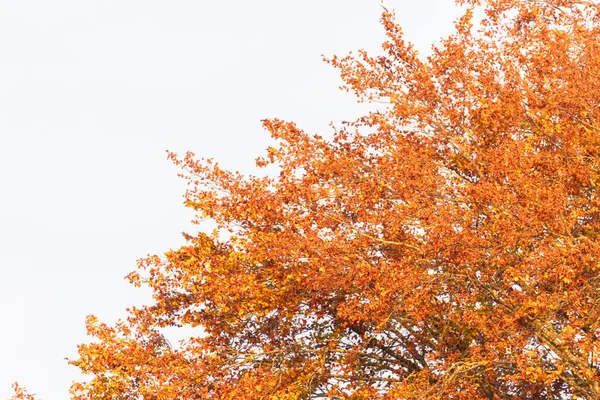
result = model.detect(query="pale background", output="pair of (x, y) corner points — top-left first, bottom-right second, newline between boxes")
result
(0, 1), (461, 398)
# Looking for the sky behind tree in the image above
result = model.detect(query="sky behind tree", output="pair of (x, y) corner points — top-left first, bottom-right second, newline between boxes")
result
(0, 1), (461, 398)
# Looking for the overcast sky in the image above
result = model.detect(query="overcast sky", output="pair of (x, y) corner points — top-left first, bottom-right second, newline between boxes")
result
(0, 1), (462, 398)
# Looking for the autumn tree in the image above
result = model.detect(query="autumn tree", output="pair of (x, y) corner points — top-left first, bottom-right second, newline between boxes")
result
(14, 0), (600, 398)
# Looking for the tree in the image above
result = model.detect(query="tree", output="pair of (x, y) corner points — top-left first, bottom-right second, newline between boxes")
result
(13, 0), (600, 398)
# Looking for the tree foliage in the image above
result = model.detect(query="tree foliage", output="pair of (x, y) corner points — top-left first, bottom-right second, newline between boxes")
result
(14, 0), (600, 398)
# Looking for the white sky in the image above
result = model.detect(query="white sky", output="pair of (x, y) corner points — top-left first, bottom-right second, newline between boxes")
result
(0, 1), (462, 398)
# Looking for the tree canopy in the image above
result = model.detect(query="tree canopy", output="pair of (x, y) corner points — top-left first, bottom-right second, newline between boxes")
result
(13, 0), (600, 398)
